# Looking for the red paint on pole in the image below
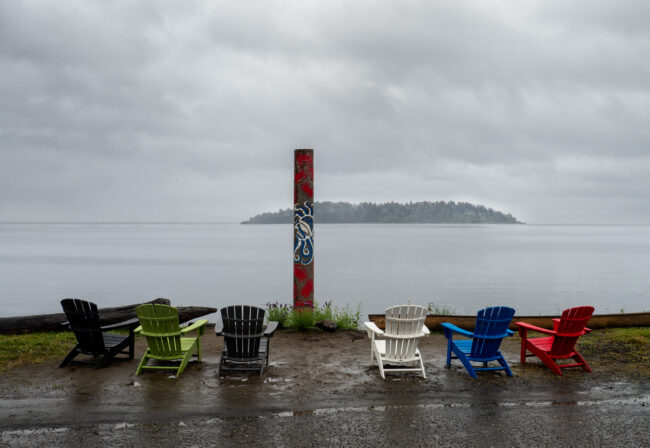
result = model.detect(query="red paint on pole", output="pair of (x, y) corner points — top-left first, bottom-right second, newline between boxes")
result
(293, 149), (314, 309)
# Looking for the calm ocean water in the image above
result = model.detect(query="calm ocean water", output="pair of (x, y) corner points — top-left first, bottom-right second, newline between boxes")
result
(0, 223), (648, 319)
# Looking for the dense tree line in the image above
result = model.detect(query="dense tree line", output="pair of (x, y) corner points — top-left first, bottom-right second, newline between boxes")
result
(242, 201), (521, 224)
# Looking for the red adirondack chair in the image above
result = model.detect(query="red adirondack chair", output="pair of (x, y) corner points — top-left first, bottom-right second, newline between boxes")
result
(516, 306), (594, 375)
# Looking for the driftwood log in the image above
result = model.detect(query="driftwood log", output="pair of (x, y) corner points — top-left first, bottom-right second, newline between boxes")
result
(367, 312), (650, 332)
(0, 298), (218, 334)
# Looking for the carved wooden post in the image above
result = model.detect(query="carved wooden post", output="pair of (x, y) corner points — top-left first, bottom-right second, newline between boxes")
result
(293, 149), (314, 309)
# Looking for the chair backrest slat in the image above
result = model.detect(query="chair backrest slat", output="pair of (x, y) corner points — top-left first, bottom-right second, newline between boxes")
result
(222, 305), (265, 360)
(383, 305), (427, 362)
(550, 306), (594, 356)
(61, 298), (105, 353)
(135, 304), (182, 357)
(470, 306), (515, 359)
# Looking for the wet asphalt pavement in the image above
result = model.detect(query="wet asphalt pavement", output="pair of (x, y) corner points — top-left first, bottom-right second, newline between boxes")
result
(1, 331), (648, 447)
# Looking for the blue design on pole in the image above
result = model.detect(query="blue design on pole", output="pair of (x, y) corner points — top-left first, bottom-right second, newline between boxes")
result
(294, 201), (314, 265)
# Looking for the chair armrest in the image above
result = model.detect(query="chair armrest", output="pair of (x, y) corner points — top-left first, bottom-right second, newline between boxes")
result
(516, 322), (556, 336)
(441, 322), (473, 338)
(215, 320), (224, 336)
(421, 326), (430, 336)
(180, 319), (208, 334)
(264, 321), (279, 337)
(552, 319), (561, 332)
(364, 322), (384, 336)
(101, 318), (140, 332)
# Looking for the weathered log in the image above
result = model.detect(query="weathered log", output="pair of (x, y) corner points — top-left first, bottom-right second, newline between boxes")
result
(176, 306), (219, 325)
(367, 312), (650, 332)
(0, 298), (217, 334)
(0, 298), (170, 334)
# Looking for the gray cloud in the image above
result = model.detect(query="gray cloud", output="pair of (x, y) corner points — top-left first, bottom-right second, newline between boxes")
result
(1, 0), (649, 223)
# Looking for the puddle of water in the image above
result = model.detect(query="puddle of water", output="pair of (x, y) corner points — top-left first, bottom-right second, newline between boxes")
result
(265, 377), (293, 383)
(257, 394), (650, 419)
(551, 401), (578, 406)
(268, 361), (287, 367)
(4, 394), (648, 437)
(2, 428), (68, 436)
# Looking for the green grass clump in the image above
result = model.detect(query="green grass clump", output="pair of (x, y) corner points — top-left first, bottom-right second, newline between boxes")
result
(313, 302), (334, 322)
(265, 302), (291, 327)
(265, 301), (362, 331)
(287, 308), (316, 330)
(0, 332), (76, 371)
(331, 303), (361, 330)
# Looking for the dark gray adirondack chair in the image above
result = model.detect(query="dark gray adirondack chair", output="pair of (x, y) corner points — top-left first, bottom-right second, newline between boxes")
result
(59, 298), (138, 369)
(215, 305), (278, 376)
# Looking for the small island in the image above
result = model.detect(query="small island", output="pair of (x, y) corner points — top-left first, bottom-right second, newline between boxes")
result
(242, 201), (522, 224)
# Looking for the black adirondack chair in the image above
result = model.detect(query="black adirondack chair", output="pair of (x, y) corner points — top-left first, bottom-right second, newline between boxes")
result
(215, 305), (278, 376)
(59, 298), (139, 369)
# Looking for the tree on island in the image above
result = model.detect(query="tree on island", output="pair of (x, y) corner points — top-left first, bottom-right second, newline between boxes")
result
(242, 201), (522, 224)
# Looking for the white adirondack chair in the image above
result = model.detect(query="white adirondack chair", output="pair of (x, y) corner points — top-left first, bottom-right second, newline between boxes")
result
(364, 305), (430, 379)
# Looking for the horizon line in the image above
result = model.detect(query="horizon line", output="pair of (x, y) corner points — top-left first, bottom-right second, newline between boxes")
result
(1, 221), (649, 226)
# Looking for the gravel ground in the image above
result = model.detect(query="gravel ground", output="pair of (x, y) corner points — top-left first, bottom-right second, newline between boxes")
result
(1, 330), (648, 447)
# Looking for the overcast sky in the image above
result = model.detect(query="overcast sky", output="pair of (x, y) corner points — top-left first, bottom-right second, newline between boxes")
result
(1, 1), (649, 224)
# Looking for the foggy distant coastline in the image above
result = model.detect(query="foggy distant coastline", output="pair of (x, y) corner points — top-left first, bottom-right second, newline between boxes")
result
(242, 201), (522, 224)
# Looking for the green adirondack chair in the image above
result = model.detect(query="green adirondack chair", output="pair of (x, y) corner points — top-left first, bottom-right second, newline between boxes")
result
(134, 303), (208, 377)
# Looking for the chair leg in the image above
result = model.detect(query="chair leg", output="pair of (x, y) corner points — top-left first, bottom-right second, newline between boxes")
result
(377, 359), (386, 379)
(258, 349), (269, 376)
(266, 338), (271, 366)
(135, 350), (149, 376)
(520, 340), (528, 364)
(177, 348), (194, 377)
(445, 340), (452, 367)
(196, 337), (202, 363)
(217, 356), (224, 377)
(498, 352), (513, 377)
(573, 352), (592, 373)
(59, 346), (80, 368)
(529, 346), (562, 376)
(451, 345), (477, 378)
(419, 355), (426, 379)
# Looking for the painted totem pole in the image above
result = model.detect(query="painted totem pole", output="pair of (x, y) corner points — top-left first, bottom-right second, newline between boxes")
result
(293, 149), (314, 309)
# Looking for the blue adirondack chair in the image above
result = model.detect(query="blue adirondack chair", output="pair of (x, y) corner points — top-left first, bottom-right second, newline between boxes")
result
(441, 306), (516, 378)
